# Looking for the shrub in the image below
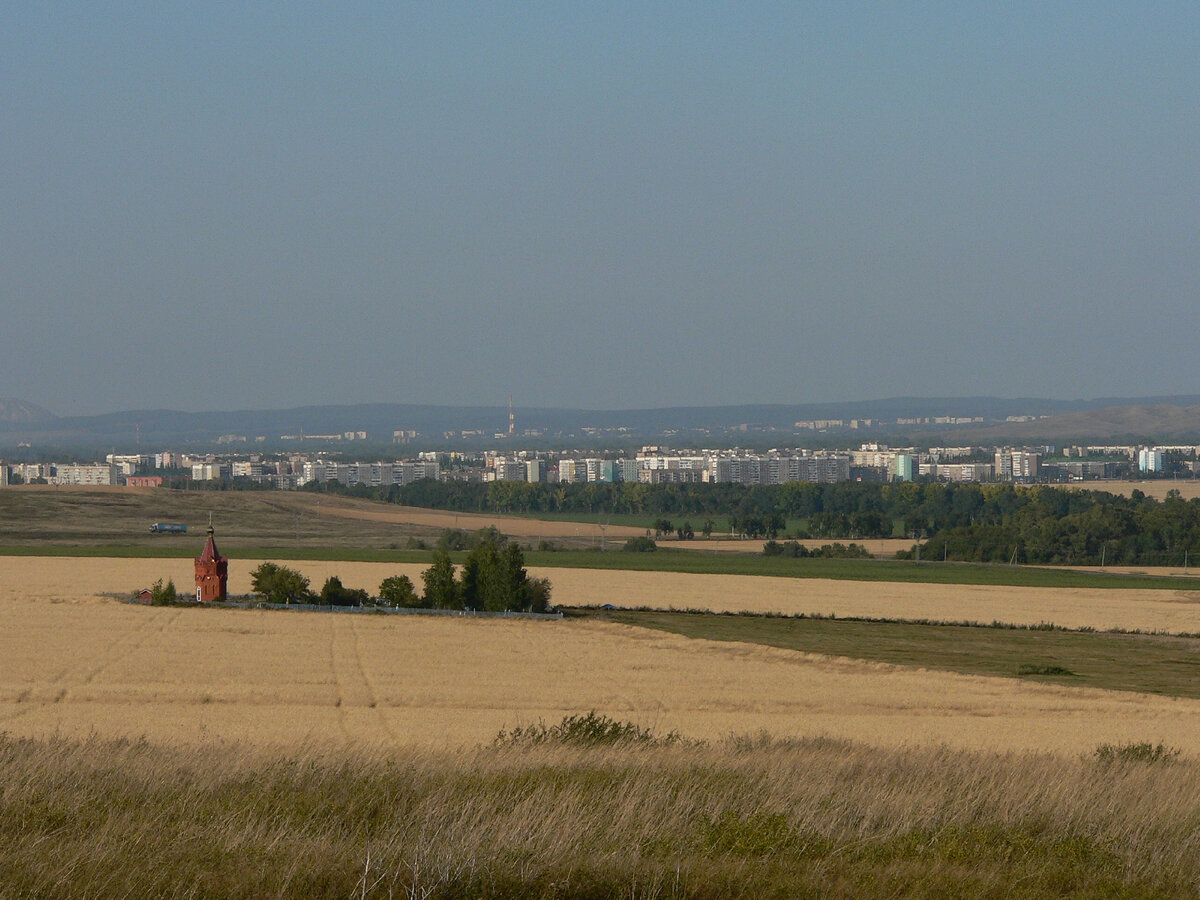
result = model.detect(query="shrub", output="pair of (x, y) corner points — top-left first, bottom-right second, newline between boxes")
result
(149, 578), (179, 605)
(1094, 742), (1180, 765)
(622, 536), (658, 553)
(436, 528), (469, 551)
(809, 542), (871, 559)
(250, 562), (312, 604)
(437, 526), (508, 552)
(319, 576), (369, 607)
(763, 540), (804, 557)
(494, 711), (679, 747)
(526, 576), (552, 613)
(1017, 664), (1076, 676)
(763, 541), (871, 559)
(378, 574), (422, 608)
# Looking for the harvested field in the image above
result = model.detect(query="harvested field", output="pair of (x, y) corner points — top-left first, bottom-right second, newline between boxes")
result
(1061, 478), (1200, 501)
(0, 484), (641, 547)
(544, 567), (1200, 634)
(316, 500), (645, 539)
(9, 556), (1199, 633)
(3, 557), (1200, 756)
(1041, 564), (1197, 578)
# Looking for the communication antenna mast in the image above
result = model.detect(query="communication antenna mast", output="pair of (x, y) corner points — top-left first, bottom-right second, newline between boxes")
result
(508, 395), (515, 437)
(598, 516), (610, 552)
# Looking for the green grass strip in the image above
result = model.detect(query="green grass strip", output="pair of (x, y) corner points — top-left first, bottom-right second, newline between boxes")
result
(524, 548), (1200, 590)
(579, 608), (1200, 698)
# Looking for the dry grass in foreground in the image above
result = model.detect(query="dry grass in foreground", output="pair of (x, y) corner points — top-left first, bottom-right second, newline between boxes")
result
(1, 728), (1197, 899)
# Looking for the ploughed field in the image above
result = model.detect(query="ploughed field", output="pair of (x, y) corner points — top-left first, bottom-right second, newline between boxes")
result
(4, 556), (1200, 756)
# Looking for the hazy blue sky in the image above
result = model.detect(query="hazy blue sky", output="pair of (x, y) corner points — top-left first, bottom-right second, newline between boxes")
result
(3, 3), (1198, 415)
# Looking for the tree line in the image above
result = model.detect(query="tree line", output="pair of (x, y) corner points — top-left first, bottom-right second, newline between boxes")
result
(249, 532), (552, 612)
(902, 487), (1200, 567)
(310, 478), (1200, 566)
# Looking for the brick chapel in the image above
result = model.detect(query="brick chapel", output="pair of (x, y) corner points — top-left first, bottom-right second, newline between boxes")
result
(194, 524), (229, 602)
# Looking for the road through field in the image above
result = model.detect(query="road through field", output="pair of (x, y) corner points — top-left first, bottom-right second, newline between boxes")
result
(3, 557), (1200, 757)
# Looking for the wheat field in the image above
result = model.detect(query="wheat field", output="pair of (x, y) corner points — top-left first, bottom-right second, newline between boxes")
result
(1061, 478), (1200, 501)
(541, 566), (1200, 633)
(3, 556), (1200, 756)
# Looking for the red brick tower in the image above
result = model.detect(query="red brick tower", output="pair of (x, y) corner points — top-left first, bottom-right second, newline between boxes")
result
(194, 524), (229, 602)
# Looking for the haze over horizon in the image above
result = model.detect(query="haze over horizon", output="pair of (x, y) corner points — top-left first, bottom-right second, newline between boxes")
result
(12, 392), (1200, 425)
(4, 4), (1199, 417)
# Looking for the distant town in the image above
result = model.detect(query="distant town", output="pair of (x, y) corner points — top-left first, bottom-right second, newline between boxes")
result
(2, 440), (1195, 491)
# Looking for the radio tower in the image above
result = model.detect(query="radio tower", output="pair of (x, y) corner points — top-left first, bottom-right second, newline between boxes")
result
(508, 395), (515, 437)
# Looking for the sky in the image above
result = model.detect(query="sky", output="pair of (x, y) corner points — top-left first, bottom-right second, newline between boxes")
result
(3, 3), (1199, 416)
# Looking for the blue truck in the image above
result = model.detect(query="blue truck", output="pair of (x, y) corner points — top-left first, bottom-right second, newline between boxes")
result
(149, 523), (188, 534)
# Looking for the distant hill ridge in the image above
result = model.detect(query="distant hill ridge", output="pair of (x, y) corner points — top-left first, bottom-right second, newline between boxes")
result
(0, 398), (56, 425)
(935, 403), (1200, 445)
(5, 395), (1200, 447)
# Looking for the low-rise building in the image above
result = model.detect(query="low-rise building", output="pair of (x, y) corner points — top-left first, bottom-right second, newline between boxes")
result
(56, 464), (119, 486)
(126, 475), (164, 487)
(191, 463), (230, 481)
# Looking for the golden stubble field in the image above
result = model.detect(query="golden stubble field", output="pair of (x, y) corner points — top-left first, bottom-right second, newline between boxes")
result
(1062, 478), (1200, 501)
(544, 568), (1200, 633)
(3, 556), (1200, 757)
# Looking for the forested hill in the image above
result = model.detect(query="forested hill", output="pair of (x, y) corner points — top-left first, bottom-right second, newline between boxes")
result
(308, 479), (1200, 569)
